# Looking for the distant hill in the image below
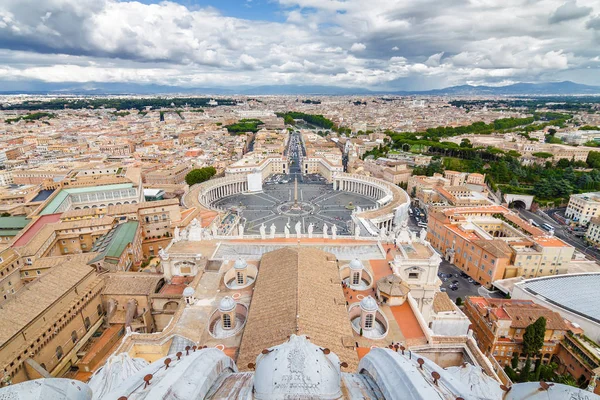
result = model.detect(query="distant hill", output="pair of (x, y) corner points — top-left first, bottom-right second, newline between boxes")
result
(406, 81), (600, 96)
(0, 80), (599, 96)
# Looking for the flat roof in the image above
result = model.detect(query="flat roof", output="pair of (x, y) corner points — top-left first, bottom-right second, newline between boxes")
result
(517, 273), (600, 324)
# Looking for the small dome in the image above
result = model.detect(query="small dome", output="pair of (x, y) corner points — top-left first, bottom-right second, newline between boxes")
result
(218, 296), (236, 312)
(360, 295), (378, 312)
(233, 258), (247, 270)
(349, 258), (363, 270)
(377, 275), (410, 297)
(183, 287), (195, 297)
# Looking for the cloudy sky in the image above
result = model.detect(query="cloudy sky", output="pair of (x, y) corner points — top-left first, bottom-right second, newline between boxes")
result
(1, 0), (600, 90)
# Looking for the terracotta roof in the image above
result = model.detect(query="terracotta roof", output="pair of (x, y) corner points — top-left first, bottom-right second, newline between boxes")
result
(472, 239), (512, 258)
(102, 272), (163, 295)
(433, 292), (456, 313)
(0, 262), (96, 346)
(21, 253), (98, 271)
(503, 303), (568, 331)
(237, 247), (358, 371)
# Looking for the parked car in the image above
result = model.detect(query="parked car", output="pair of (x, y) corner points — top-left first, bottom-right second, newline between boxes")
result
(451, 280), (459, 285)
(450, 286), (459, 291)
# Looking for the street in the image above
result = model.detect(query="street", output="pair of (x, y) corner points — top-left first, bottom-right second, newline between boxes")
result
(437, 259), (504, 301)
(515, 208), (600, 260)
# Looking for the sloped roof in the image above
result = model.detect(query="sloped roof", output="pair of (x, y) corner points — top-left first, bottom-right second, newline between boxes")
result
(237, 247), (358, 371)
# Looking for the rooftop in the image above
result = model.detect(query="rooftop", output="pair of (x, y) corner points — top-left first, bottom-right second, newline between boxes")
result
(0, 262), (95, 346)
(516, 273), (600, 324)
(236, 247), (358, 371)
(89, 221), (139, 264)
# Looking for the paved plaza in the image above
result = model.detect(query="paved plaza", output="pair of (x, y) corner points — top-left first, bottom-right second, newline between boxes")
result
(213, 179), (377, 235)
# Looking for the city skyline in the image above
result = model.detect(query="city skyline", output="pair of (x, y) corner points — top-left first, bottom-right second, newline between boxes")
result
(2, 0), (600, 91)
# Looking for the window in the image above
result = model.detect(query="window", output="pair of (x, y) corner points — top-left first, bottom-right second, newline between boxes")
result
(408, 272), (419, 279)
(97, 304), (103, 316)
(223, 314), (231, 329)
(237, 272), (244, 285)
(84, 317), (91, 330)
(352, 272), (360, 285)
(71, 330), (78, 343)
(56, 346), (63, 360)
(36, 270), (41, 275)
(365, 314), (374, 329)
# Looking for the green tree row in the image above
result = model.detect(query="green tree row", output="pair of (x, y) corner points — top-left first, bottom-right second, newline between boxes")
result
(277, 112), (335, 129)
(224, 119), (264, 134)
(185, 167), (217, 186)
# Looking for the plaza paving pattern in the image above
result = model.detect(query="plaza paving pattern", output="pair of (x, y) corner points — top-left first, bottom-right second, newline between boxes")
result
(213, 180), (377, 235)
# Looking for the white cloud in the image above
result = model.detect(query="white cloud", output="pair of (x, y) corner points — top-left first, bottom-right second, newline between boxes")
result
(0, 0), (598, 89)
(350, 42), (366, 52)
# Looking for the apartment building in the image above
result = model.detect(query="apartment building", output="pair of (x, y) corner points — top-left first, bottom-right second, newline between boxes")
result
(427, 206), (574, 287)
(0, 262), (104, 385)
(585, 217), (600, 245)
(408, 171), (490, 211)
(464, 297), (567, 367)
(566, 192), (600, 225)
(143, 164), (191, 185)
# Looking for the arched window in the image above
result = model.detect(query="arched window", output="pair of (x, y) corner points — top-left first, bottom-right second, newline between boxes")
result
(71, 330), (78, 343)
(365, 314), (374, 329)
(223, 314), (231, 329)
(56, 346), (63, 360)
(84, 317), (91, 330)
(352, 272), (360, 285)
(162, 214), (167, 220)
(237, 272), (244, 285)
(97, 304), (103, 316)
(154, 215), (159, 222)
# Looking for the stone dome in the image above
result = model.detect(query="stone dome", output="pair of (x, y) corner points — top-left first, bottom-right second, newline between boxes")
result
(233, 258), (247, 270)
(183, 287), (195, 297)
(349, 258), (363, 270)
(360, 295), (378, 312)
(218, 296), (236, 312)
(254, 335), (342, 400)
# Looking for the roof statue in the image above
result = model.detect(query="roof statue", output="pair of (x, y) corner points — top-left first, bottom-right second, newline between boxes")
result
(269, 223), (276, 238)
(323, 223), (328, 238)
(307, 222), (314, 238)
(331, 224), (337, 239)
(188, 218), (203, 241)
(259, 223), (266, 239)
(294, 220), (302, 238)
(284, 222), (290, 238)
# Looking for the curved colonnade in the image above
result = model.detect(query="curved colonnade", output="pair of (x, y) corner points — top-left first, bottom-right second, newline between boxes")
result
(198, 175), (248, 211)
(194, 173), (410, 234)
(332, 173), (410, 233)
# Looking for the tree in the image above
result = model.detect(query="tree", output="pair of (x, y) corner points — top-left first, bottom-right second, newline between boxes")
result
(511, 352), (520, 369)
(556, 158), (571, 169)
(455, 297), (463, 306)
(523, 317), (547, 356)
(185, 167), (216, 186)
